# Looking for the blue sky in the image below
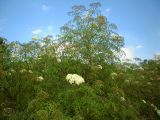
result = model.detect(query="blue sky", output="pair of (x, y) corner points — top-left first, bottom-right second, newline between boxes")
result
(0, 0), (160, 59)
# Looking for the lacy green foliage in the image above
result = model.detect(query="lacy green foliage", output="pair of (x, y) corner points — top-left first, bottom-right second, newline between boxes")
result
(57, 83), (140, 120)
(1, 37), (160, 120)
(0, 68), (35, 111)
(102, 101), (139, 120)
(27, 98), (64, 120)
(35, 110), (49, 120)
(58, 85), (104, 119)
(36, 90), (49, 100)
(59, 2), (124, 64)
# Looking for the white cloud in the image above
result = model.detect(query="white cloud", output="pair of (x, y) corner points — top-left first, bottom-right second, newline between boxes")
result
(154, 52), (160, 60)
(154, 52), (160, 58)
(106, 8), (111, 13)
(42, 5), (50, 11)
(121, 44), (144, 61)
(121, 47), (134, 60)
(155, 52), (160, 55)
(136, 45), (144, 49)
(32, 29), (43, 34)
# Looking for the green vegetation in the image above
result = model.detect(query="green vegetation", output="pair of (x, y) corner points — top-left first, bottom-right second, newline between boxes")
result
(0, 2), (160, 120)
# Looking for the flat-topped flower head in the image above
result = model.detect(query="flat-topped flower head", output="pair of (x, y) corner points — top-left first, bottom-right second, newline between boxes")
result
(97, 65), (102, 69)
(57, 58), (61, 63)
(120, 97), (126, 102)
(66, 74), (74, 84)
(125, 80), (130, 83)
(142, 100), (146, 104)
(8, 72), (11, 76)
(28, 70), (33, 74)
(36, 76), (44, 82)
(150, 104), (157, 111)
(147, 82), (152, 85)
(19, 69), (27, 73)
(138, 67), (144, 71)
(111, 72), (118, 79)
(3, 107), (14, 115)
(156, 109), (160, 116)
(66, 74), (85, 85)
(10, 68), (15, 73)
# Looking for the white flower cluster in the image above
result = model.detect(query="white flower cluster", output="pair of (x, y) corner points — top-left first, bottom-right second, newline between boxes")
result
(19, 69), (27, 73)
(111, 72), (118, 79)
(150, 103), (160, 116)
(138, 67), (144, 71)
(120, 97), (126, 102)
(125, 79), (130, 83)
(36, 76), (44, 82)
(97, 65), (103, 69)
(57, 58), (61, 63)
(19, 69), (33, 74)
(157, 109), (160, 116)
(141, 99), (160, 116)
(66, 74), (85, 85)
(28, 70), (33, 74)
(142, 100), (146, 104)
(10, 68), (15, 73)
(147, 82), (152, 85)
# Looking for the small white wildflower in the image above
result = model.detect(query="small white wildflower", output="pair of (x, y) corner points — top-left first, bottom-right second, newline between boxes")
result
(10, 68), (15, 73)
(150, 104), (155, 107)
(71, 47), (75, 51)
(150, 78), (154, 81)
(11, 53), (17, 58)
(138, 67), (144, 71)
(97, 65), (102, 69)
(36, 76), (44, 82)
(120, 97), (125, 102)
(142, 100), (146, 104)
(111, 34), (118, 40)
(150, 104), (157, 111)
(57, 58), (61, 63)
(156, 109), (160, 116)
(66, 74), (85, 85)
(3, 107), (14, 115)
(28, 70), (33, 74)
(134, 81), (139, 84)
(147, 82), (152, 85)
(111, 72), (117, 79)
(8, 72), (11, 76)
(19, 69), (27, 73)
(125, 80), (130, 83)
